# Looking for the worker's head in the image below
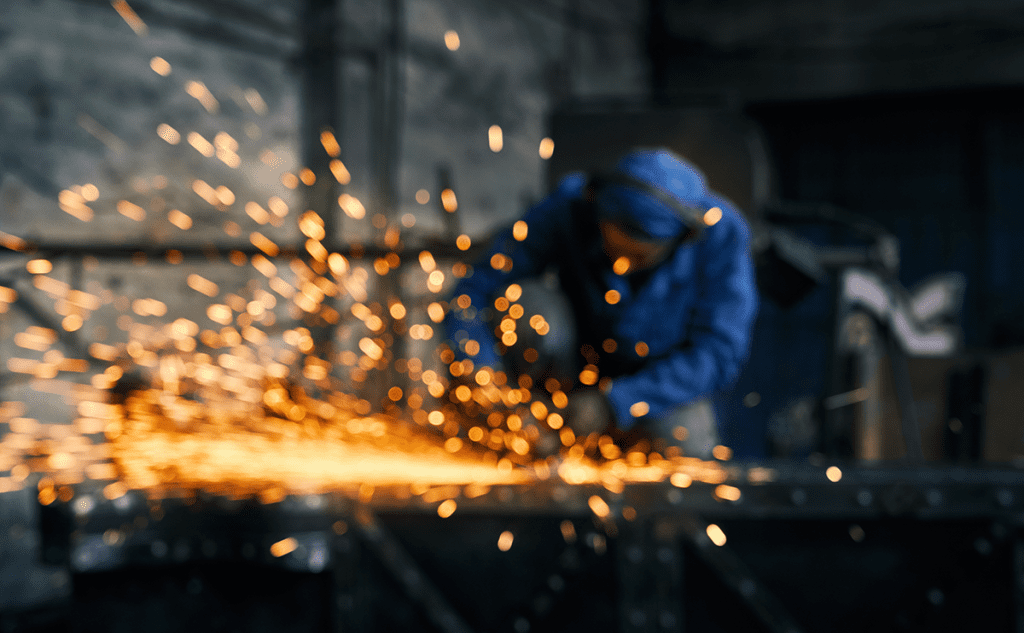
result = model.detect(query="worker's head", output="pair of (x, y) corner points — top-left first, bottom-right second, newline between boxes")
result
(591, 148), (712, 271)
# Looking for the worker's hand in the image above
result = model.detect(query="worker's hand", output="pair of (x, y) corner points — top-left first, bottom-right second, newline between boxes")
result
(564, 389), (616, 437)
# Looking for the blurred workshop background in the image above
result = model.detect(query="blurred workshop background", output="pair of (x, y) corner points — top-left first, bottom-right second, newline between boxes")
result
(2, 0), (1024, 631)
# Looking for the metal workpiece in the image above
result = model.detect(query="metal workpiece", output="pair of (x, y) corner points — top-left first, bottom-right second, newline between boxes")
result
(36, 463), (1024, 570)
(21, 462), (1024, 632)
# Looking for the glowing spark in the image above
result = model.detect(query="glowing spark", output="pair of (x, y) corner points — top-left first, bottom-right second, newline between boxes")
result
(444, 30), (460, 51)
(111, 0), (147, 36)
(187, 132), (215, 157)
(605, 290), (620, 304)
(320, 130), (340, 157)
(103, 482), (127, 500)
(299, 168), (316, 186)
(512, 220), (528, 241)
(826, 466), (843, 482)
(245, 202), (270, 224)
(588, 495), (610, 518)
(206, 304), (233, 325)
(250, 232), (280, 257)
(157, 123), (180, 144)
(117, 201), (146, 221)
(629, 401), (649, 417)
(168, 209), (192, 230)
(133, 298), (167, 317)
(328, 253), (348, 276)
(539, 137), (554, 160)
(33, 275), (69, 296)
(488, 125), (503, 152)
(670, 473), (692, 488)
(712, 445), (733, 461)
(706, 523), (727, 546)
(490, 254), (509, 270)
(497, 530), (514, 551)
(613, 257), (630, 275)
(26, 259), (52, 275)
(149, 57), (171, 76)
(440, 188), (457, 212)
(88, 343), (118, 361)
(418, 251), (436, 272)
(185, 81), (219, 113)
(504, 284), (522, 302)
(426, 302), (445, 323)
(329, 159), (351, 184)
(456, 234), (471, 250)
(579, 367), (598, 386)
(415, 189), (430, 204)
(186, 274), (219, 297)
(268, 197), (289, 217)
(15, 327), (56, 351)
(703, 206), (722, 226)
(359, 338), (383, 360)
(216, 142), (241, 167)
(299, 212), (326, 240)
(61, 313), (80, 331)
(81, 184), (99, 201)
(530, 401), (548, 420)
(0, 231), (29, 251)
(244, 88), (267, 115)
(271, 537), (298, 557)
(437, 499), (457, 518)
(306, 240), (328, 262)
(339, 194), (365, 219)
(634, 341), (649, 357)
(714, 484), (741, 501)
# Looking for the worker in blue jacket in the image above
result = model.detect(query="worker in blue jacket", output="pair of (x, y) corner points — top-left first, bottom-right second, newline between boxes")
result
(446, 148), (758, 458)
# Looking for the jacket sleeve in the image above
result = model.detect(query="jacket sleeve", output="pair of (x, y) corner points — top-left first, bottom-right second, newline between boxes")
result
(606, 204), (759, 429)
(445, 175), (586, 367)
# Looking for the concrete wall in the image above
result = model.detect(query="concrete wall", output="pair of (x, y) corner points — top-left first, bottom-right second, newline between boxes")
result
(0, 0), (648, 244)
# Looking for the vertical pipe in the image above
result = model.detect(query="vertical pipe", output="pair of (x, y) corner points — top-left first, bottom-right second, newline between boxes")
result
(300, 0), (342, 250)
(300, 0), (342, 359)
(368, 0), (406, 411)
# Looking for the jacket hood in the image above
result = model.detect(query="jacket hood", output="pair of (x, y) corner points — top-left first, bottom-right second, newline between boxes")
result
(595, 148), (710, 240)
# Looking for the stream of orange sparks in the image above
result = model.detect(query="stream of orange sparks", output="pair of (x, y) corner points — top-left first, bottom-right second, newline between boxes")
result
(0, 19), (750, 510)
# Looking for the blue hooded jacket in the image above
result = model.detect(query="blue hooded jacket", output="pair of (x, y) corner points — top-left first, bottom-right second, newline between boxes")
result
(447, 150), (759, 429)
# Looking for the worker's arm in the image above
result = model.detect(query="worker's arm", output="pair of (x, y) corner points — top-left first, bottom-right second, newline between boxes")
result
(446, 174), (586, 368)
(605, 203), (759, 429)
